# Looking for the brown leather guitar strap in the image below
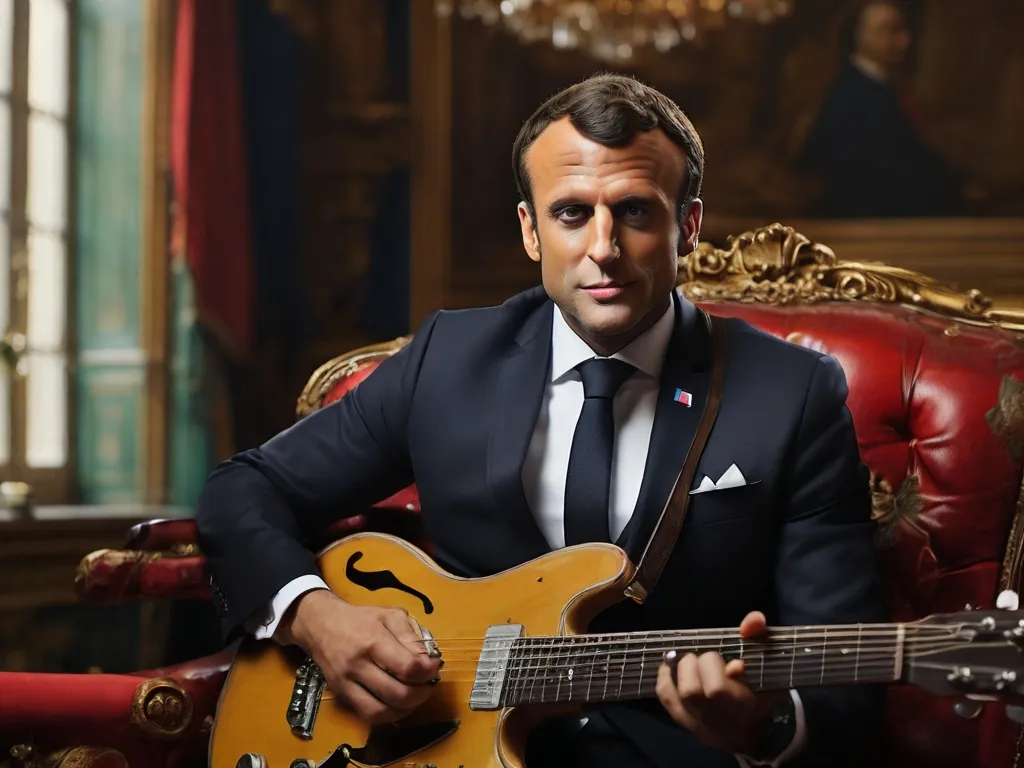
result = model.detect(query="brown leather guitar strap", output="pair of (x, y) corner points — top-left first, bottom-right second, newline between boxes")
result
(624, 309), (728, 604)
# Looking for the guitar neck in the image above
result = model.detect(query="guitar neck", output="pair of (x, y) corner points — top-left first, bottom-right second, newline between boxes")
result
(500, 623), (913, 707)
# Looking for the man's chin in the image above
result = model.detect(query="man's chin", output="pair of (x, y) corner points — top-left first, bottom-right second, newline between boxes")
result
(574, 306), (643, 340)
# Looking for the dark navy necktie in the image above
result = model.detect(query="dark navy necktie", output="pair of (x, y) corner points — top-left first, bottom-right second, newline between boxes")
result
(563, 357), (636, 546)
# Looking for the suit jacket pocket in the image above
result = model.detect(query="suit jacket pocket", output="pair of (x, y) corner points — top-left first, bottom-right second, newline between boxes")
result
(685, 483), (761, 526)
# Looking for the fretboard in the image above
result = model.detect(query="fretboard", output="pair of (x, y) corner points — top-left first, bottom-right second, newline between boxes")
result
(499, 624), (918, 707)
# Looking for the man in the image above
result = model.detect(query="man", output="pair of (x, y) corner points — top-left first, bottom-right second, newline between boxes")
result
(807, 0), (960, 217)
(197, 73), (886, 767)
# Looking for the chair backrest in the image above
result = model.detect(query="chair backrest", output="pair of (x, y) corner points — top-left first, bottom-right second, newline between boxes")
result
(297, 223), (1024, 767)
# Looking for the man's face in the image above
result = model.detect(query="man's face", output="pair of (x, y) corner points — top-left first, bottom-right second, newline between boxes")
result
(517, 117), (701, 354)
(857, 2), (911, 70)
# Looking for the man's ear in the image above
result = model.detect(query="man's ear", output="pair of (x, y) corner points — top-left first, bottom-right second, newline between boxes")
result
(518, 201), (542, 263)
(677, 198), (704, 256)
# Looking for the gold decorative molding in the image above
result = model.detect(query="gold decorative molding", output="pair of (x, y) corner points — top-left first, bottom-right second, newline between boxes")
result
(679, 223), (1024, 332)
(868, 472), (926, 546)
(296, 336), (411, 419)
(7, 745), (128, 768)
(129, 677), (193, 739)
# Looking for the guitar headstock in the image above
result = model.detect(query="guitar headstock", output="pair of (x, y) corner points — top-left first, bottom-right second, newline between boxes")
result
(903, 591), (1024, 720)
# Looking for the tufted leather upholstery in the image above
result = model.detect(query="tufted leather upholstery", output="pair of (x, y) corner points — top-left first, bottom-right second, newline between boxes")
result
(705, 301), (1024, 767)
(6, 225), (1024, 768)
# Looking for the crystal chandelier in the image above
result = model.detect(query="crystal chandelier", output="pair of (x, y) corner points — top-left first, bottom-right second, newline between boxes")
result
(435, 0), (794, 62)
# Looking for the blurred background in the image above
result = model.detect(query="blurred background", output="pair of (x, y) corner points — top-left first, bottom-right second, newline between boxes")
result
(0, 0), (1021, 675)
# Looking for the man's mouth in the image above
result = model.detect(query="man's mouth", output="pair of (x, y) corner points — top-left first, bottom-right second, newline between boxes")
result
(582, 281), (631, 300)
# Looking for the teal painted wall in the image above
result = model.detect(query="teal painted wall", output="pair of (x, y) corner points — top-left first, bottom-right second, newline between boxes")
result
(74, 0), (146, 503)
(74, 1), (213, 506)
(168, 259), (212, 508)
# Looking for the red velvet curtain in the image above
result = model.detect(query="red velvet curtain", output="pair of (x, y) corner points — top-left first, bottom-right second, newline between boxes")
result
(171, 0), (254, 360)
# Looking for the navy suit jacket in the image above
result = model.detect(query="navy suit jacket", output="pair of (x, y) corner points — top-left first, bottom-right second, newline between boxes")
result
(197, 287), (887, 767)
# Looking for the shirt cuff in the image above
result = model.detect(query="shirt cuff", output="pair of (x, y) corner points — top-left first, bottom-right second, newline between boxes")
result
(735, 689), (807, 767)
(245, 574), (330, 641)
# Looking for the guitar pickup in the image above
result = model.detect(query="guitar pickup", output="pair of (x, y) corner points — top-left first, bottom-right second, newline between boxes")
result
(287, 657), (326, 740)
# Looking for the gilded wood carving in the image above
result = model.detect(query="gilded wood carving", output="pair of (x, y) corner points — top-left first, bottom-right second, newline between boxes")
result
(680, 223), (1024, 332)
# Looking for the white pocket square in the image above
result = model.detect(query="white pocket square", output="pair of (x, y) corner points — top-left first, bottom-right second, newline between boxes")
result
(690, 463), (758, 495)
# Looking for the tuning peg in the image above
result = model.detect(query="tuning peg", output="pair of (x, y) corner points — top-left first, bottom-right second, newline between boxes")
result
(954, 700), (984, 719)
(998, 590), (1020, 611)
(1008, 705), (1024, 724)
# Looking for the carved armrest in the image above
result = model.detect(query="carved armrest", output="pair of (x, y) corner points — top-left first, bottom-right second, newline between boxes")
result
(124, 518), (201, 550)
(0, 651), (231, 768)
(76, 498), (424, 604)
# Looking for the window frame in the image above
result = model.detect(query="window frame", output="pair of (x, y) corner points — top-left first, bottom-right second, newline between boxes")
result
(0, 0), (75, 504)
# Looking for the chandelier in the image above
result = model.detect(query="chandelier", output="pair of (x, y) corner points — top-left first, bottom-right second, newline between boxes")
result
(435, 0), (794, 62)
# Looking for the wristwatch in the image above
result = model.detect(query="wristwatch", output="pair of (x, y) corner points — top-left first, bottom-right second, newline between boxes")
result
(741, 693), (798, 765)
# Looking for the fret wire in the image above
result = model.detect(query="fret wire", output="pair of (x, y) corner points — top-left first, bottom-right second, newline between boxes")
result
(820, 627), (827, 685)
(788, 630), (796, 687)
(855, 624), (862, 683)
(617, 637), (627, 700)
(639, 637), (649, 697)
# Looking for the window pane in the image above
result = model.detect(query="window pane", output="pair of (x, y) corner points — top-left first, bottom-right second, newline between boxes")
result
(0, 99), (9, 211)
(25, 351), (66, 467)
(27, 0), (68, 116)
(0, 359), (8, 464)
(0, 0), (12, 95)
(27, 112), (66, 232)
(26, 230), (64, 350)
(0, 218), (7, 464)
(0, 217), (7, 331)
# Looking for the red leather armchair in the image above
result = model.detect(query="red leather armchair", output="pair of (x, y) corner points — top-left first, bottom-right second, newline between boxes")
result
(4, 223), (1024, 768)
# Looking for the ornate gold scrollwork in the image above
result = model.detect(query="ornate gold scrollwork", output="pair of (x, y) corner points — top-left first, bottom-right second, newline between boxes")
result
(129, 677), (193, 739)
(295, 335), (411, 418)
(679, 223), (1024, 332)
(7, 745), (127, 768)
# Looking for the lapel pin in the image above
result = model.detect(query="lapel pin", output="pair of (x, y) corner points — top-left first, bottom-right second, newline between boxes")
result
(673, 388), (692, 407)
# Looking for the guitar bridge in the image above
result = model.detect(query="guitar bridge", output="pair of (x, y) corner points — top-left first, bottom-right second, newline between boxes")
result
(287, 657), (326, 739)
(469, 624), (524, 711)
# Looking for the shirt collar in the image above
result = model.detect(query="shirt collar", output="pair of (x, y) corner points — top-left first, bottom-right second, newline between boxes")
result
(550, 298), (675, 383)
(852, 54), (889, 83)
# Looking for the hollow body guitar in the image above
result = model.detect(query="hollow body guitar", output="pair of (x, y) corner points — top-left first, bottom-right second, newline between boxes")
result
(210, 532), (1024, 768)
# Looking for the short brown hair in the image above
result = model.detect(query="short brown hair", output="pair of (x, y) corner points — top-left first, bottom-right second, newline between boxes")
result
(512, 73), (704, 222)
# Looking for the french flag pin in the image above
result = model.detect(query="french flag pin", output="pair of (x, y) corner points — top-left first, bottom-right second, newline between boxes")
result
(674, 388), (692, 407)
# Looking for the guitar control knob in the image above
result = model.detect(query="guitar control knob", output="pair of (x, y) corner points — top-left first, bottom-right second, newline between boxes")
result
(236, 755), (268, 768)
(290, 762), (315, 768)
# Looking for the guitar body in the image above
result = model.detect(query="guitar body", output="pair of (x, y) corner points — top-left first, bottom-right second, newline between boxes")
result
(209, 532), (635, 768)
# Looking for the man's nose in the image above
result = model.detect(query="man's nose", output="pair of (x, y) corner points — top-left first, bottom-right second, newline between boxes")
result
(588, 207), (619, 265)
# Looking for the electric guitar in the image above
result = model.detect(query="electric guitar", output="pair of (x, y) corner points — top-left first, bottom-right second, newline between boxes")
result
(209, 532), (1024, 768)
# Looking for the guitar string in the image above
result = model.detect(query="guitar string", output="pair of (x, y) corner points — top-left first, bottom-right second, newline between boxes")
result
(404, 624), (966, 648)
(396, 633), (969, 665)
(416, 643), (959, 676)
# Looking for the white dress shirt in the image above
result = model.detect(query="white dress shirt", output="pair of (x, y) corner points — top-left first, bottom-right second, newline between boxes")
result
(248, 298), (806, 766)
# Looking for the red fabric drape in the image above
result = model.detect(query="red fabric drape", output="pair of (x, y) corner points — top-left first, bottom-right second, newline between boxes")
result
(171, 0), (254, 360)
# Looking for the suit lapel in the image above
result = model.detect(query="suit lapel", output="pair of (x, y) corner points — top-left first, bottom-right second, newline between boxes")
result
(616, 291), (714, 561)
(487, 301), (553, 563)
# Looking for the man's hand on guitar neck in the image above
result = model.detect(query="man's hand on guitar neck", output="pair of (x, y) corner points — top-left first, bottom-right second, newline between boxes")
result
(275, 589), (443, 725)
(655, 611), (791, 758)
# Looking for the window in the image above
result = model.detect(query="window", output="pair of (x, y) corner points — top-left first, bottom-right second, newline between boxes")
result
(0, 0), (72, 502)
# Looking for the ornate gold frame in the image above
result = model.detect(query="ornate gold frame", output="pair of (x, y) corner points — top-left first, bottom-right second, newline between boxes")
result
(680, 223), (1024, 332)
(295, 336), (411, 419)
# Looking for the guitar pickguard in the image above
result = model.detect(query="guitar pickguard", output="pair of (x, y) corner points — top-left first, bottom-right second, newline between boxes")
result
(318, 720), (461, 768)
